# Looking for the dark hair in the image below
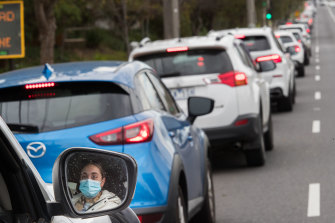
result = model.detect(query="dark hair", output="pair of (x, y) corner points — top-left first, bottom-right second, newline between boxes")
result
(80, 160), (106, 179)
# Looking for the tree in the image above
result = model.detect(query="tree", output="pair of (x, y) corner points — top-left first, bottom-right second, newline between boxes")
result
(34, 0), (58, 64)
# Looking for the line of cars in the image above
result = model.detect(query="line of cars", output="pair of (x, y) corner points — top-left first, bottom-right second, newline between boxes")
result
(0, 2), (316, 223)
(0, 61), (216, 223)
(128, 0), (315, 170)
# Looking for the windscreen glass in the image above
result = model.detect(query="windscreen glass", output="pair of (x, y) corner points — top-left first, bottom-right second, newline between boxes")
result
(241, 36), (271, 51)
(135, 49), (233, 78)
(0, 82), (132, 133)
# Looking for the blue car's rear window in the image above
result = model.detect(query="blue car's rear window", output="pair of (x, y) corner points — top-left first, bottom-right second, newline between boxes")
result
(0, 82), (132, 133)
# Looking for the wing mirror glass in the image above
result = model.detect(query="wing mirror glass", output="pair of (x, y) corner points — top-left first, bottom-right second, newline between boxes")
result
(257, 60), (276, 72)
(187, 97), (214, 124)
(51, 148), (137, 218)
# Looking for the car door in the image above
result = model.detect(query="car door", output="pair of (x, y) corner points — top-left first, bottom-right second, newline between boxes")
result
(146, 72), (204, 200)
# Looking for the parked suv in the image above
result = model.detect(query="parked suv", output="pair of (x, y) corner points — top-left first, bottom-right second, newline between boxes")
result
(0, 61), (215, 223)
(274, 30), (305, 77)
(278, 23), (312, 57)
(129, 34), (273, 166)
(209, 27), (296, 112)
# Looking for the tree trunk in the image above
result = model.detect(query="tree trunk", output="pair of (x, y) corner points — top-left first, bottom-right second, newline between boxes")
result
(33, 0), (57, 64)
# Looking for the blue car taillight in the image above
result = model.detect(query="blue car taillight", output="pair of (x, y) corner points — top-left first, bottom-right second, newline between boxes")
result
(89, 119), (154, 145)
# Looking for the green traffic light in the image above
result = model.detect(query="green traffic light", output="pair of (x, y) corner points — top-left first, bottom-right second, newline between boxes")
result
(266, 13), (272, 20)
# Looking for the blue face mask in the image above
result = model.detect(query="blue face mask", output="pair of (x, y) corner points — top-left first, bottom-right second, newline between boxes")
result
(79, 179), (101, 198)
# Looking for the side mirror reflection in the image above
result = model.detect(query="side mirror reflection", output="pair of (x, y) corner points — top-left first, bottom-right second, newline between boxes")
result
(51, 148), (137, 218)
(66, 152), (128, 213)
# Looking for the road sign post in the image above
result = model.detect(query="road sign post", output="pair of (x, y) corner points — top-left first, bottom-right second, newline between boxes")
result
(0, 1), (24, 59)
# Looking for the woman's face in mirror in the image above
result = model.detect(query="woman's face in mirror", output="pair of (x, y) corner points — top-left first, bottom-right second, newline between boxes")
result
(80, 164), (105, 188)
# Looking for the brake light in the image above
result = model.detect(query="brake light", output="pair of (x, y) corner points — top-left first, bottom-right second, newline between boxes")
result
(137, 213), (163, 223)
(306, 28), (310, 33)
(294, 45), (301, 53)
(256, 54), (282, 63)
(286, 22), (292, 25)
(207, 71), (248, 87)
(89, 127), (123, 145)
(25, 82), (55, 89)
(298, 39), (302, 43)
(234, 34), (246, 39)
(89, 119), (154, 145)
(275, 35), (280, 38)
(234, 119), (249, 126)
(308, 18), (313, 25)
(166, 46), (188, 53)
(124, 119), (154, 143)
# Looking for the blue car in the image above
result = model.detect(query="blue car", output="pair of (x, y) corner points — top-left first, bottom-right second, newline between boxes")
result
(0, 61), (215, 223)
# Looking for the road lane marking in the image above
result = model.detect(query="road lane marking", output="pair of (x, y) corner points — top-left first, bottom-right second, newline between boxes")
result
(312, 120), (320, 133)
(315, 46), (319, 54)
(315, 58), (320, 63)
(315, 65), (320, 70)
(327, 5), (335, 24)
(315, 75), (320, 81)
(308, 183), (320, 217)
(315, 91), (321, 100)
(313, 107), (321, 111)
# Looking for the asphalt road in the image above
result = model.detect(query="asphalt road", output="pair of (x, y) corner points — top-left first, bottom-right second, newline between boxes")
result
(212, 5), (335, 223)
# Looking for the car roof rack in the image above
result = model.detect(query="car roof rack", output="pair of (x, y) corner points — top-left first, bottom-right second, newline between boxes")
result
(139, 37), (151, 47)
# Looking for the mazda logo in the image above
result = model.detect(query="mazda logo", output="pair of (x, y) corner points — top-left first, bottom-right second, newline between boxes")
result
(26, 142), (46, 158)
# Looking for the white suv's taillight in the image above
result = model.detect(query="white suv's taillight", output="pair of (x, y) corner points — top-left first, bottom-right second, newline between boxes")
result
(256, 54), (282, 63)
(204, 71), (248, 87)
(89, 119), (154, 145)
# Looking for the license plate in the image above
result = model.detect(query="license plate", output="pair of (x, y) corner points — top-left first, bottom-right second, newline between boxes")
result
(170, 88), (195, 100)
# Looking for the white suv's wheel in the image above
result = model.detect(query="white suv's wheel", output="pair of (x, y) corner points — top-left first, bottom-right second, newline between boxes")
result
(245, 116), (266, 166)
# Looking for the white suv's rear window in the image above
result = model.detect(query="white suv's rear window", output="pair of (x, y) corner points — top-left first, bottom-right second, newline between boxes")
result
(242, 36), (271, 51)
(279, 36), (293, 43)
(135, 49), (233, 78)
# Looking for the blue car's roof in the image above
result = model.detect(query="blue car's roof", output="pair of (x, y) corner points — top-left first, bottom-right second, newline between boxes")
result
(0, 60), (152, 89)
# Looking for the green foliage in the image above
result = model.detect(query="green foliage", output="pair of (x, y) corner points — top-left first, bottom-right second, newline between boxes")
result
(0, 0), (308, 73)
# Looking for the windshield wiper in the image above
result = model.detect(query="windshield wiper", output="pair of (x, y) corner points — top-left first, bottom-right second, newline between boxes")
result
(159, 72), (181, 78)
(7, 123), (39, 133)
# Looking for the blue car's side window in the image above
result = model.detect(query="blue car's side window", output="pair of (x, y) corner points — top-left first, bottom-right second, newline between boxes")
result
(146, 72), (180, 116)
(135, 73), (165, 111)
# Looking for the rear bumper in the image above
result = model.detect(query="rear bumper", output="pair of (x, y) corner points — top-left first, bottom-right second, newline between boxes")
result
(203, 114), (259, 148)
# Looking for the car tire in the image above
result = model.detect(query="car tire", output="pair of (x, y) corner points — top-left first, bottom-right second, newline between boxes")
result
(191, 159), (216, 223)
(297, 65), (305, 77)
(304, 53), (310, 65)
(278, 88), (293, 112)
(264, 112), (274, 151)
(175, 186), (187, 223)
(244, 116), (266, 167)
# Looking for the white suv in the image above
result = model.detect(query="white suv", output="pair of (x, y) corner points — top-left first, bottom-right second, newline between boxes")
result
(209, 27), (296, 112)
(274, 30), (305, 77)
(278, 23), (312, 57)
(129, 34), (273, 166)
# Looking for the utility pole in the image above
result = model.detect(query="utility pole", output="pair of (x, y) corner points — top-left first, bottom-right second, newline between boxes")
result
(246, 0), (256, 27)
(163, 0), (180, 39)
